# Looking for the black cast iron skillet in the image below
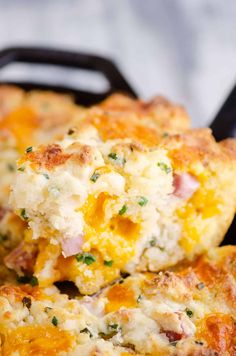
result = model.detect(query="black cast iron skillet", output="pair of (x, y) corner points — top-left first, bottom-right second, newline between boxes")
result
(0, 46), (235, 245)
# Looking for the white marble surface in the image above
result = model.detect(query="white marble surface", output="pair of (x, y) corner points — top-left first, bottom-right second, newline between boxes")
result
(0, 0), (235, 126)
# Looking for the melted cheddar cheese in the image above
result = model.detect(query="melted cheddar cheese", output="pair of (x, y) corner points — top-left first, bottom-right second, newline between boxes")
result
(2, 326), (74, 356)
(0, 107), (39, 153)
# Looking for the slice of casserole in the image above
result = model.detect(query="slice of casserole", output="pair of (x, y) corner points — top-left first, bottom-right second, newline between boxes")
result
(9, 124), (236, 294)
(0, 85), (191, 282)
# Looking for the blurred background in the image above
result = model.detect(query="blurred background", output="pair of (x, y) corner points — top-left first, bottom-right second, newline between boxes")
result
(0, 0), (235, 126)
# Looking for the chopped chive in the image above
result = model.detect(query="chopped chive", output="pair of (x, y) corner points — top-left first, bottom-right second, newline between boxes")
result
(80, 327), (93, 338)
(30, 276), (38, 286)
(108, 152), (118, 160)
(20, 209), (29, 221)
(42, 173), (50, 180)
(90, 171), (100, 183)
(196, 282), (205, 290)
(170, 341), (178, 347)
(17, 275), (31, 284)
(51, 316), (58, 326)
(108, 324), (119, 331)
(150, 237), (157, 247)
(138, 196), (148, 207)
(108, 152), (126, 166)
(100, 324), (121, 340)
(17, 275), (38, 286)
(195, 340), (204, 345)
(26, 146), (33, 153)
(22, 296), (31, 309)
(118, 205), (127, 215)
(137, 294), (142, 303)
(157, 162), (171, 174)
(162, 132), (169, 138)
(185, 308), (193, 318)
(17, 166), (25, 172)
(76, 252), (96, 265)
(104, 260), (113, 267)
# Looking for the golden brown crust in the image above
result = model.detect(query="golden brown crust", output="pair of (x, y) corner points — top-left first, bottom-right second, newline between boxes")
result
(23, 144), (71, 170)
(21, 142), (95, 170)
(219, 138), (236, 159)
(165, 129), (236, 169)
(0, 283), (41, 301)
(99, 93), (190, 133)
(70, 93), (191, 147)
(68, 143), (93, 165)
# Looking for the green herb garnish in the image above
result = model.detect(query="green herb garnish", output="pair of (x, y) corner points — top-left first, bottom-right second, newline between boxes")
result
(138, 196), (148, 207)
(20, 209), (29, 221)
(30, 276), (38, 286)
(51, 316), (58, 326)
(17, 275), (31, 284)
(108, 153), (126, 166)
(150, 237), (157, 247)
(42, 173), (50, 180)
(157, 162), (171, 174)
(17, 275), (38, 286)
(185, 308), (193, 318)
(137, 294), (142, 303)
(108, 323), (119, 331)
(80, 327), (93, 338)
(90, 171), (100, 183)
(76, 252), (96, 265)
(118, 205), (127, 215)
(104, 260), (113, 267)
(162, 132), (169, 138)
(26, 146), (33, 153)
(108, 152), (118, 160)
(17, 166), (25, 172)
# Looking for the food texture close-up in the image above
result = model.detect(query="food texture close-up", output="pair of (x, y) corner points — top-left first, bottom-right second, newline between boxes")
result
(0, 0), (235, 355)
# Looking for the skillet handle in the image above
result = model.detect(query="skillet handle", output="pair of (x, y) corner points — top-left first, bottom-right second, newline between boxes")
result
(210, 85), (236, 140)
(210, 84), (236, 246)
(0, 46), (137, 104)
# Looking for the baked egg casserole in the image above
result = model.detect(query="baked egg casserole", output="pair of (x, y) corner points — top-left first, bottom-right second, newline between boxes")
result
(9, 123), (236, 294)
(0, 85), (192, 289)
(0, 246), (235, 355)
(0, 84), (236, 355)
